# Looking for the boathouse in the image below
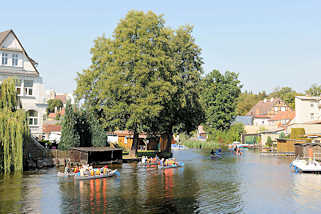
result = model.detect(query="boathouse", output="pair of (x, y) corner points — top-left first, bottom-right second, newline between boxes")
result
(276, 138), (306, 153)
(70, 147), (123, 165)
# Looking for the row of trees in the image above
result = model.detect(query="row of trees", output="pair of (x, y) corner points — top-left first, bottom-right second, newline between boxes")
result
(73, 10), (242, 153)
(0, 78), (30, 174)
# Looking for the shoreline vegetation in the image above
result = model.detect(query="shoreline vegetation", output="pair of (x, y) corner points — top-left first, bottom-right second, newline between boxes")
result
(181, 123), (244, 150)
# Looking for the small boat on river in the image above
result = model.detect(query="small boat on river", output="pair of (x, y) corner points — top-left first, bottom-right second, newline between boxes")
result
(74, 169), (119, 180)
(158, 162), (184, 169)
(290, 158), (321, 173)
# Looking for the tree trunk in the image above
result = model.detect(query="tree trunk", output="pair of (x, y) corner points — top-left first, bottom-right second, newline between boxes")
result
(130, 130), (138, 157)
(165, 133), (172, 153)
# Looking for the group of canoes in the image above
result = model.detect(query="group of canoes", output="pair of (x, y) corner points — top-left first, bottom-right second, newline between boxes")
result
(140, 156), (184, 169)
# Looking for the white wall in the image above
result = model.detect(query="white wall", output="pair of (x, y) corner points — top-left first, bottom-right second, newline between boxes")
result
(295, 97), (321, 123)
(254, 118), (270, 126)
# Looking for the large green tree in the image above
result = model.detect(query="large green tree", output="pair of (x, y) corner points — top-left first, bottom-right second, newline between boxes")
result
(306, 84), (321, 96)
(75, 10), (204, 154)
(200, 70), (242, 131)
(0, 78), (30, 174)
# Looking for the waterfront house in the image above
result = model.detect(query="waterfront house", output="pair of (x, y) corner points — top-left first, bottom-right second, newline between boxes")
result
(0, 30), (47, 137)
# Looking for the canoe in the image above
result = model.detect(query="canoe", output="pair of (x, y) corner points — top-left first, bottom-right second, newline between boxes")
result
(210, 154), (223, 159)
(74, 169), (119, 180)
(158, 162), (184, 169)
(57, 172), (76, 177)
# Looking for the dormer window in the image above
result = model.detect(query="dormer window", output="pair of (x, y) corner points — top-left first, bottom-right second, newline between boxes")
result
(12, 54), (18, 66)
(1, 53), (8, 65)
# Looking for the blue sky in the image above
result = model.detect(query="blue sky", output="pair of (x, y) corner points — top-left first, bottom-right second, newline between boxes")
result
(1, 0), (320, 94)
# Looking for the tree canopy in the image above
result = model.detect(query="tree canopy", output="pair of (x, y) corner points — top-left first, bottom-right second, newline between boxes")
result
(47, 99), (63, 114)
(306, 84), (321, 96)
(268, 87), (302, 110)
(200, 70), (242, 131)
(236, 91), (267, 116)
(75, 10), (204, 152)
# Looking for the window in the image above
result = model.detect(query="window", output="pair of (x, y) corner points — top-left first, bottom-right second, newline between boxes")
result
(311, 113), (314, 120)
(12, 54), (18, 66)
(274, 107), (278, 112)
(24, 80), (33, 96)
(27, 110), (38, 126)
(1, 53), (8, 65)
(281, 106), (286, 112)
(281, 120), (288, 125)
(15, 79), (22, 96)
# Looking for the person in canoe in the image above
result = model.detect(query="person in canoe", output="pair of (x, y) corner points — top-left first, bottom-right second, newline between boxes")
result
(210, 149), (215, 155)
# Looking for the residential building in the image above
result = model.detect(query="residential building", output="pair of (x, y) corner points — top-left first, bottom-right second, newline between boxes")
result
(293, 96), (321, 123)
(247, 98), (291, 127)
(0, 30), (47, 137)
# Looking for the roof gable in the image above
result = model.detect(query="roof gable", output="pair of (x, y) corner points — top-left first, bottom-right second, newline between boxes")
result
(0, 29), (39, 74)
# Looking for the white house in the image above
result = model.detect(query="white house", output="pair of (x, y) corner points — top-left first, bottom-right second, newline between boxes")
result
(0, 30), (47, 137)
(293, 96), (321, 123)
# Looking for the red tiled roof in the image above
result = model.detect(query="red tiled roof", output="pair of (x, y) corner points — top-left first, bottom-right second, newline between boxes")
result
(269, 110), (295, 121)
(43, 123), (61, 133)
(48, 113), (56, 118)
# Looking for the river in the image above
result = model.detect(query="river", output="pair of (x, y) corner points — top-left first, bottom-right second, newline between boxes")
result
(1, 149), (321, 214)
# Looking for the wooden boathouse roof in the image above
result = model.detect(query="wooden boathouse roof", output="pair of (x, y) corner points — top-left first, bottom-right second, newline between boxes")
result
(72, 147), (122, 152)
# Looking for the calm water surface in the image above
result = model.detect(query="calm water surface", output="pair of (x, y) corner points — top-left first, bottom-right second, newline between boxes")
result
(1, 149), (321, 214)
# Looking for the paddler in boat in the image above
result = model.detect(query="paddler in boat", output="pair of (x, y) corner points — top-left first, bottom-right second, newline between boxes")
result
(210, 149), (215, 156)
